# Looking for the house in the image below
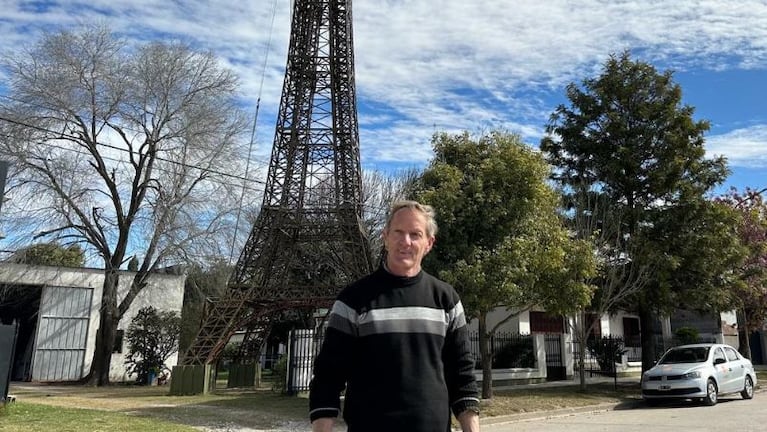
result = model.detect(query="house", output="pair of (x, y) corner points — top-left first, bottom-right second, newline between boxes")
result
(466, 307), (739, 382)
(0, 262), (184, 383)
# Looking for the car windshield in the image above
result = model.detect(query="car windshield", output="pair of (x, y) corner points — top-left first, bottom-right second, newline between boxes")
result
(659, 347), (709, 364)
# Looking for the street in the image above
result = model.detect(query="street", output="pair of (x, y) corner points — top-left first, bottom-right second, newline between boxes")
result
(485, 395), (765, 432)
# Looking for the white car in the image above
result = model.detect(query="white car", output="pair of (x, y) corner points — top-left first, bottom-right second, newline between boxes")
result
(641, 343), (757, 406)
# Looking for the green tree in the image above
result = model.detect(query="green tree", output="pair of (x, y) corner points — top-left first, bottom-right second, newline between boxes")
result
(125, 306), (182, 385)
(12, 242), (85, 267)
(0, 25), (248, 385)
(717, 188), (767, 359)
(415, 131), (596, 398)
(541, 51), (740, 371)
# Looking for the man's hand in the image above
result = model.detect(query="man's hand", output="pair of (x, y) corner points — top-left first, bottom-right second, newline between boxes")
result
(458, 409), (480, 432)
(311, 417), (335, 432)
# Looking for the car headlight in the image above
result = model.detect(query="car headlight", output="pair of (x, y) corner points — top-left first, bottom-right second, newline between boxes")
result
(682, 371), (702, 379)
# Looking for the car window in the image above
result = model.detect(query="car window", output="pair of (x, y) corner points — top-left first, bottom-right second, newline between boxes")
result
(724, 347), (740, 361)
(713, 347), (726, 363)
(659, 347), (709, 364)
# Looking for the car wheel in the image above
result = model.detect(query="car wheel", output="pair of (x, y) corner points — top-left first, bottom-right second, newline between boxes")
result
(741, 376), (754, 400)
(703, 379), (718, 406)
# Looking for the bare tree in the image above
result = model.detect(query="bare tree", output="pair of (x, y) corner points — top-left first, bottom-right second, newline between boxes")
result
(0, 25), (250, 385)
(565, 187), (653, 391)
(360, 168), (420, 260)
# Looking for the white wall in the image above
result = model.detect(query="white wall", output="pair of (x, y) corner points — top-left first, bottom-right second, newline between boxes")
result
(108, 271), (185, 381)
(466, 307), (528, 334)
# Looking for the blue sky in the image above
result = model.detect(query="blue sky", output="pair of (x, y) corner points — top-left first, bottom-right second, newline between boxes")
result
(1, 0), (765, 197)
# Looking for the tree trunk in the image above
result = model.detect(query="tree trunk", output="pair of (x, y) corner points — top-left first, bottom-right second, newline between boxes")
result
(576, 313), (587, 392)
(638, 305), (656, 373)
(86, 269), (120, 386)
(478, 314), (493, 399)
(737, 309), (752, 360)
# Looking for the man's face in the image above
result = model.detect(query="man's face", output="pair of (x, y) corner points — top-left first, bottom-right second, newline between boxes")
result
(383, 208), (435, 277)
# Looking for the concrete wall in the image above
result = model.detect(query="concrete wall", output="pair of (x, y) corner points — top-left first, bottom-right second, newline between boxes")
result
(466, 307), (528, 334)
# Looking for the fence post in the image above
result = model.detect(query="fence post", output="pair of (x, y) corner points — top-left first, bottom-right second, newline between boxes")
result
(533, 334), (546, 378)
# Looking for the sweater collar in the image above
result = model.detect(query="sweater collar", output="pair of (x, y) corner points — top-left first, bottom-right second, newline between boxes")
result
(379, 263), (424, 286)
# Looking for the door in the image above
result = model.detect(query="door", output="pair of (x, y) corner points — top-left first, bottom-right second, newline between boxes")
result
(32, 286), (93, 381)
(711, 347), (732, 393)
(724, 346), (745, 392)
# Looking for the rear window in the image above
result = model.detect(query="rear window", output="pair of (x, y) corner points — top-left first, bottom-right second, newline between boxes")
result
(659, 347), (709, 364)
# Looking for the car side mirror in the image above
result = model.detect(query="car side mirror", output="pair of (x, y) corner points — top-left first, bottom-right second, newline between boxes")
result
(714, 358), (726, 365)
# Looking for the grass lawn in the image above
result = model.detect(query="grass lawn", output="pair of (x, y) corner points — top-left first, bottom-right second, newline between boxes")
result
(0, 402), (198, 432)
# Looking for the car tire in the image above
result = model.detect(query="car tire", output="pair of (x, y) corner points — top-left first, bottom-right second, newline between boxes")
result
(741, 376), (754, 400)
(703, 378), (718, 406)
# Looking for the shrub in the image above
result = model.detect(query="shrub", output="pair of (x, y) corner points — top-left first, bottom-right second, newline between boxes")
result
(271, 356), (288, 393)
(492, 338), (536, 368)
(674, 327), (700, 345)
(125, 306), (181, 384)
(586, 336), (626, 372)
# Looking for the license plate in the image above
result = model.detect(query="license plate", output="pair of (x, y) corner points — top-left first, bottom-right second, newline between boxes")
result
(660, 385), (671, 390)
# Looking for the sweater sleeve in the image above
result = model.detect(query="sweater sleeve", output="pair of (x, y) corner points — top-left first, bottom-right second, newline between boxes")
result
(309, 300), (357, 422)
(443, 300), (481, 417)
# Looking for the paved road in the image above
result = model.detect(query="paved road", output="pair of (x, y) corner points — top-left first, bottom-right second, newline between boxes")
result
(484, 395), (765, 432)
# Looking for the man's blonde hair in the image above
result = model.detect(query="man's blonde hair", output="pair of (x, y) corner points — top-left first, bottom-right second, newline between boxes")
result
(385, 200), (438, 237)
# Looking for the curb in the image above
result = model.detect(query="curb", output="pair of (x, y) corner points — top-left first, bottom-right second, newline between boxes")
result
(477, 400), (643, 428)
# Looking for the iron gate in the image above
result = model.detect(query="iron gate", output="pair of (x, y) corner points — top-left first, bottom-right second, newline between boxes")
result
(544, 333), (566, 381)
(286, 328), (323, 394)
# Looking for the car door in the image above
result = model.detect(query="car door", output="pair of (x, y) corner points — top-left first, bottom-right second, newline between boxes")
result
(711, 347), (731, 392)
(724, 346), (745, 393)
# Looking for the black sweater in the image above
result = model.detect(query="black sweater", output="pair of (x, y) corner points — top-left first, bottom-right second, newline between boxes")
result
(309, 267), (480, 432)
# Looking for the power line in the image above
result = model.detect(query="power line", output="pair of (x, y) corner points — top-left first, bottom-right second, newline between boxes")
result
(231, 0), (280, 263)
(0, 114), (268, 191)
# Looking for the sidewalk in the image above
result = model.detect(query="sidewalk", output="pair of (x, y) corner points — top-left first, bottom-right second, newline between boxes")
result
(477, 375), (643, 429)
(492, 373), (640, 392)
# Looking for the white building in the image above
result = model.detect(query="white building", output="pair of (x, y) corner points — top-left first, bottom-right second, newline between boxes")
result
(0, 263), (184, 383)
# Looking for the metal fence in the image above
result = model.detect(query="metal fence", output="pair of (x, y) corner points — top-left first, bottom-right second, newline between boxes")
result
(285, 329), (542, 392)
(285, 327), (325, 394)
(283, 327), (726, 393)
(571, 336), (625, 377)
(468, 331), (535, 369)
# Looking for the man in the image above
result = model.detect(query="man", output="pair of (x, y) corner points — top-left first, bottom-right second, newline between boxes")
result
(309, 200), (481, 432)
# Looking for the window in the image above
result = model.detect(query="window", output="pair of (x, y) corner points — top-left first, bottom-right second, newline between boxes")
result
(586, 313), (601, 340)
(724, 347), (740, 362)
(113, 329), (124, 353)
(713, 347), (726, 364)
(622, 317), (640, 347)
(530, 311), (565, 333)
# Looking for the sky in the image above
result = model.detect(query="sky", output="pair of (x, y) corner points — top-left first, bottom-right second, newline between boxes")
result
(0, 0), (766, 197)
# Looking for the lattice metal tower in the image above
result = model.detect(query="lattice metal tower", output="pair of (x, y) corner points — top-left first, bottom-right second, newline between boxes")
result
(181, 0), (373, 366)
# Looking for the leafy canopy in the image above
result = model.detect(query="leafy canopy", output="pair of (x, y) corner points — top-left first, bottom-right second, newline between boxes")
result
(416, 131), (596, 320)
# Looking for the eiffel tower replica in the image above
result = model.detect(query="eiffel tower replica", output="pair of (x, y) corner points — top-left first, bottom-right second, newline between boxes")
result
(177, 0), (373, 384)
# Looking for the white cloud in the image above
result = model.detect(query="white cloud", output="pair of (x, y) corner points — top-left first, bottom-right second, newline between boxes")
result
(1, 0), (766, 173)
(706, 126), (767, 168)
